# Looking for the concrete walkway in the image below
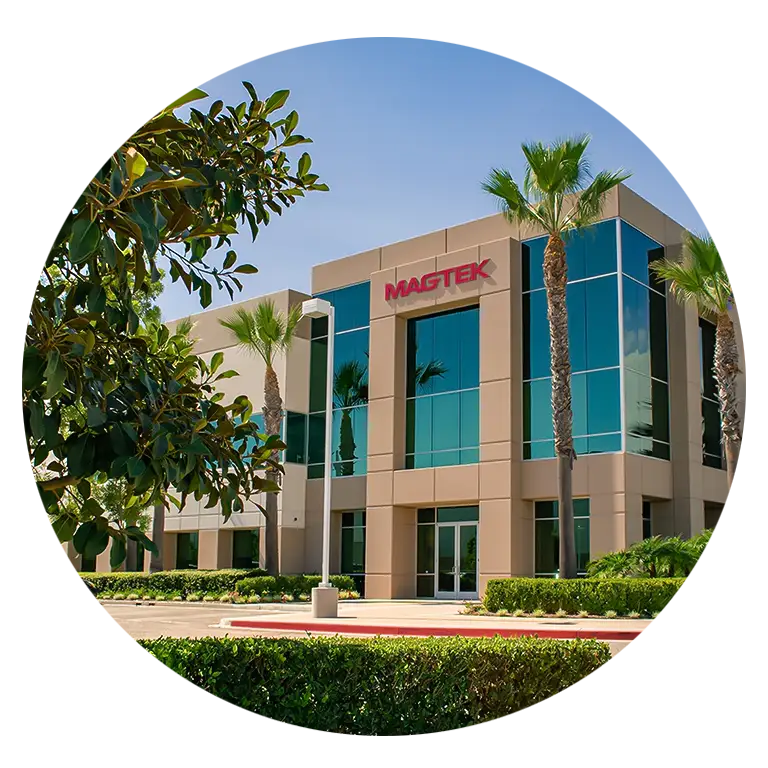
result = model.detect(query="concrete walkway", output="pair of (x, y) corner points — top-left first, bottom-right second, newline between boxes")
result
(218, 600), (649, 641)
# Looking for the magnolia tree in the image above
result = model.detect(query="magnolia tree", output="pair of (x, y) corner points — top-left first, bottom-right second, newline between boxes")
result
(23, 83), (327, 568)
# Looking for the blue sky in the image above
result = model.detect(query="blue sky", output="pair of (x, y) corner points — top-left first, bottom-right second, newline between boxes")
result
(159, 37), (705, 321)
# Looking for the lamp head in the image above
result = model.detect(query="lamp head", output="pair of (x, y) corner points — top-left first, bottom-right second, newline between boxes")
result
(301, 298), (332, 318)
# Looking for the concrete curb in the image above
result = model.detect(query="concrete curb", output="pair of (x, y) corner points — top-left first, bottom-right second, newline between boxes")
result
(219, 618), (643, 641)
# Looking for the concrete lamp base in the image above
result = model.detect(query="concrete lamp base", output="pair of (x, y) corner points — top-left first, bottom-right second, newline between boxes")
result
(311, 586), (339, 618)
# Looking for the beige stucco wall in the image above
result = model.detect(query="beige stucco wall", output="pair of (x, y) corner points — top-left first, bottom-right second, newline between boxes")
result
(72, 186), (743, 584)
(306, 183), (740, 597)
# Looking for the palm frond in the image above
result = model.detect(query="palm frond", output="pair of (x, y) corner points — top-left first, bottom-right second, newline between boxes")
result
(219, 299), (301, 366)
(484, 135), (629, 237)
(650, 232), (731, 316)
(175, 316), (196, 339)
(522, 134), (591, 200)
(481, 168), (542, 228)
(566, 169), (630, 228)
(333, 359), (368, 408)
(415, 359), (448, 391)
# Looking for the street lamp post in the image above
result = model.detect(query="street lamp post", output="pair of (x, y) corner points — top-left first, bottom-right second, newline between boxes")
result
(300, 297), (338, 618)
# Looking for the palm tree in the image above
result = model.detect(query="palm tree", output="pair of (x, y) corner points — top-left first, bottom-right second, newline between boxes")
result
(482, 136), (629, 578)
(586, 549), (637, 578)
(332, 356), (447, 475)
(219, 300), (302, 575)
(333, 359), (368, 476)
(149, 316), (196, 573)
(650, 233), (741, 486)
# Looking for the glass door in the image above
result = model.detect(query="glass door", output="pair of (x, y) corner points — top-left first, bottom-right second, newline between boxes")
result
(435, 523), (478, 599)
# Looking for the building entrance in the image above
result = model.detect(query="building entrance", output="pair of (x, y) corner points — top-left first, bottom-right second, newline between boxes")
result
(417, 506), (479, 600)
(435, 522), (478, 599)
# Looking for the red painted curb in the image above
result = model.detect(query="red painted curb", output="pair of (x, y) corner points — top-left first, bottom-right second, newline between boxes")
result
(226, 619), (642, 641)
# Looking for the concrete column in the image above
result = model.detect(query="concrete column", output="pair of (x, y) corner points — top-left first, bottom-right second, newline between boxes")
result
(667, 286), (708, 538)
(478, 499), (512, 593)
(95, 539), (125, 573)
(197, 530), (219, 570)
(218, 529), (233, 569)
(162, 533), (177, 570)
(365, 505), (416, 598)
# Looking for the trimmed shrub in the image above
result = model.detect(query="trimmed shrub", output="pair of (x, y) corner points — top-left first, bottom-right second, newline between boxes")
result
(235, 574), (357, 597)
(484, 578), (684, 616)
(79, 569), (268, 598)
(139, 635), (610, 735)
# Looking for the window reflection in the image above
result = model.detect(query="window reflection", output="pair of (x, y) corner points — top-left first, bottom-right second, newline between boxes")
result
(524, 370), (621, 455)
(523, 220), (618, 291)
(522, 222), (621, 460)
(621, 222), (663, 287)
(314, 281), (370, 334)
(621, 224), (669, 460)
(534, 499), (590, 577)
(406, 307), (479, 469)
(700, 318), (723, 468)
(308, 282), (371, 478)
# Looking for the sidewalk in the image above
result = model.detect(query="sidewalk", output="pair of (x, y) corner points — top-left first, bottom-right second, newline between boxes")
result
(217, 600), (649, 641)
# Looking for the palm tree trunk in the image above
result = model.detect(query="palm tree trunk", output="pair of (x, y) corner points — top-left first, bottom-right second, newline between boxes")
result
(149, 501), (164, 573)
(714, 311), (742, 487)
(263, 365), (284, 576)
(263, 486), (279, 576)
(543, 234), (577, 579)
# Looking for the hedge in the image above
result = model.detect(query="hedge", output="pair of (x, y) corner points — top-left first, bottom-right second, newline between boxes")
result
(484, 577), (685, 615)
(79, 569), (267, 597)
(235, 574), (357, 597)
(139, 635), (610, 734)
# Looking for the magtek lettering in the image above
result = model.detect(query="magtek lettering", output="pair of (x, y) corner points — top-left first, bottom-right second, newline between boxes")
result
(385, 260), (491, 300)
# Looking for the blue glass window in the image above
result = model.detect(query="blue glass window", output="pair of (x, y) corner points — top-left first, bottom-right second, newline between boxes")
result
(522, 222), (621, 460)
(699, 318), (723, 469)
(534, 499), (590, 577)
(308, 282), (370, 478)
(406, 306), (479, 469)
(522, 220), (617, 292)
(621, 224), (669, 460)
(621, 221), (665, 287)
(524, 370), (621, 458)
(524, 277), (619, 379)
(314, 281), (370, 334)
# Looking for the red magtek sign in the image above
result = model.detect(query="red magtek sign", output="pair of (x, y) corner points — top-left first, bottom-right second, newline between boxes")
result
(384, 259), (490, 300)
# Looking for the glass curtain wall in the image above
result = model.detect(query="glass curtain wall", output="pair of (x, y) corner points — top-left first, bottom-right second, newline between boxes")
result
(699, 317), (724, 468)
(340, 511), (366, 594)
(534, 499), (590, 576)
(621, 222), (670, 459)
(308, 282), (370, 478)
(175, 532), (199, 570)
(232, 529), (260, 568)
(522, 222), (621, 458)
(405, 306), (479, 468)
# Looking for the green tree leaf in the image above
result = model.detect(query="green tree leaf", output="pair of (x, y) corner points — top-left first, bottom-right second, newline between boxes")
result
(69, 218), (101, 264)
(52, 515), (77, 543)
(233, 264), (258, 275)
(109, 537), (126, 568)
(297, 152), (311, 177)
(264, 89), (290, 114)
(210, 351), (224, 373)
(164, 87), (209, 112)
(44, 350), (66, 399)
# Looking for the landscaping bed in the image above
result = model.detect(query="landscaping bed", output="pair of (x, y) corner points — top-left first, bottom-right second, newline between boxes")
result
(80, 570), (359, 603)
(98, 589), (360, 604)
(139, 634), (611, 734)
(483, 577), (684, 617)
(463, 603), (652, 619)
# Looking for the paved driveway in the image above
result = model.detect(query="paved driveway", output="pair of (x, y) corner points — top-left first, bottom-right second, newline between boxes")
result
(103, 601), (636, 654)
